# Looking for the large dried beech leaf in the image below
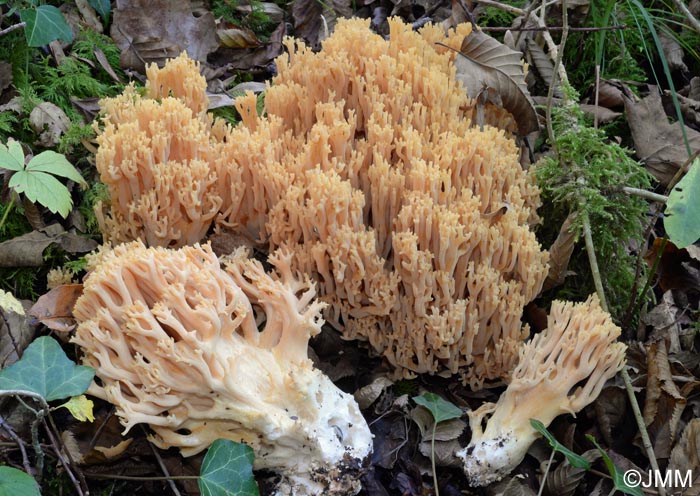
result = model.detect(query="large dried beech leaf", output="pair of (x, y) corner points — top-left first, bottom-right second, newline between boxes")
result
(455, 30), (539, 135)
(0, 292), (38, 369)
(110, 0), (218, 72)
(643, 340), (686, 458)
(0, 224), (97, 267)
(526, 38), (562, 98)
(623, 88), (700, 186)
(668, 419), (700, 494)
(28, 284), (83, 333)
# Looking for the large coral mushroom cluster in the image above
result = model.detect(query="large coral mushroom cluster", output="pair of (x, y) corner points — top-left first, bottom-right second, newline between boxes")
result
(94, 18), (549, 386)
(72, 241), (373, 495)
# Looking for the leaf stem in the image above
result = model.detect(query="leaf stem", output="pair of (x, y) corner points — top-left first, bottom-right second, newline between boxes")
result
(0, 194), (16, 233)
(431, 422), (439, 496)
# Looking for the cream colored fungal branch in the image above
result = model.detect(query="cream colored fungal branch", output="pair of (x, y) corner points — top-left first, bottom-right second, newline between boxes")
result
(457, 296), (626, 486)
(72, 242), (373, 496)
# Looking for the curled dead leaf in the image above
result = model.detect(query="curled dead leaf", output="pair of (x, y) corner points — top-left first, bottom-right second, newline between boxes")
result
(28, 284), (83, 332)
(453, 30), (539, 135)
(30, 102), (71, 147)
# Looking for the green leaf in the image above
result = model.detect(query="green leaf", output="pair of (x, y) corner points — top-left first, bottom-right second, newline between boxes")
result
(199, 440), (259, 496)
(0, 141), (25, 172)
(664, 159), (700, 248)
(530, 419), (591, 470)
(0, 466), (41, 496)
(87, 0), (111, 21)
(20, 5), (73, 47)
(27, 151), (87, 188)
(586, 435), (644, 496)
(8, 170), (74, 218)
(0, 336), (94, 402)
(412, 393), (463, 424)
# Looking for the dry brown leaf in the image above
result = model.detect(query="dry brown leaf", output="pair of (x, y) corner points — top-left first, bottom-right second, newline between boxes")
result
(454, 30), (539, 135)
(354, 376), (394, 409)
(488, 478), (537, 496)
(217, 25), (262, 49)
(689, 77), (700, 101)
(94, 48), (123, 84)
(643, 340), (686, 458)
(0, 61), (12, 93)
(663, 90), (700, 130)
(111, 0), (218, 72)
(28, 284), (83, 333)
(291, 0), (352, 49)
(411, 407), (466, 468)
(593, 387), (628, 446)
(659, 31), (688, 73)
(542, 212), (577, 291)
(29, 102), (71, 147)
(526, 38), (562, 98)
(209, 22), (285, 71)
(644, 291), (685, 353)
(0, 224), (98, 268)
(0, 292), (37, 369)
(74, 0), (103, 33)
(623, 88), (700, 186)
(595, 80), (625, 108)
(668, 419), (700, 495)
(544, 450), (601, 496)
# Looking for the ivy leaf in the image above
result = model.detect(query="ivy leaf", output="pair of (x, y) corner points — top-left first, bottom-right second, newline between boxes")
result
(586, 435), (644, 496)
(0, 466), (41, 496)
(87, 0), (111, 22)
(58, 395), (95, 422)
(664, 158), (700, 248)
(0, 140), (25, 171)
(0, 336), (94, 401)
(413, 393), (463, 424)
(20, 6), (73, 47)
(530, 419), (591, 470)
(199, 439), (259, 496)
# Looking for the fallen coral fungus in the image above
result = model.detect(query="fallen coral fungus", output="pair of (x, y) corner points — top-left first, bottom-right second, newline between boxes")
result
(457, 296), (627, 486)
(72, 241), (372, 495)
(93, 19), (549, 386)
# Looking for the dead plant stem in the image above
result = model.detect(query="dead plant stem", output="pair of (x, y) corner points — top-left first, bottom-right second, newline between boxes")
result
(670, 0), (700, 33)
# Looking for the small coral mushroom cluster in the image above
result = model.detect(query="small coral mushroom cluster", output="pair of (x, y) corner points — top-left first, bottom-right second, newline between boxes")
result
(72, 15), (628, 494)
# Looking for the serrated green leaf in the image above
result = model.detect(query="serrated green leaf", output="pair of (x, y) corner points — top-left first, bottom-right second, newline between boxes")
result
(0, 141), (25, 171)
(27, 151), (87, 188)
(586, 435), (644, 496)
(0, 336), (94, 402)
(530, 419), (591, 470)
(87, 0), (110, 21)
(0, 466), (41, 496)
(20, 6), (73, 47)
(664, 159), (700, 248)
(199, 440), (259, 496)
(8, 170), (73, 218)
(413, 393), (463, 424)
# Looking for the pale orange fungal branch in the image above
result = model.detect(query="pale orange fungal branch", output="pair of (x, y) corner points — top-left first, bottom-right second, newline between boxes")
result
(72, 242), (373, 495)
(457, 296), (627, 486)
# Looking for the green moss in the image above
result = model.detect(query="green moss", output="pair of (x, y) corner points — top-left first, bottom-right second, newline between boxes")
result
(535, 86), (653, 319)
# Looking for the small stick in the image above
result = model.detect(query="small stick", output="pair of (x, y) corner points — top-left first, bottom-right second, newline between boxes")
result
(0, 22), (26, 37)
(622, 187), (668, 203)
(0, 414), (33, 476)
(481, 25), (626, 32)
(670, 0), (700, 33)
(594, 65), (600, 129)
(143, 426), (182, 496)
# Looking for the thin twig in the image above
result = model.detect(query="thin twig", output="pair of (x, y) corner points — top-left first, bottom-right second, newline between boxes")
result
(622, 187), (668, 203)
(41, 415), (86, 496)
(582, 213), (609, 312)
(481, 24), (626, 32)
(0, 22), (26, 37)
(0, 414), (33, 476)
(537, 448), (556, 496)
(143, 426), (182, 496)
(45, 410), (90, 495)
(594, 65), (600, 129)
(622, 368), (667, 496)
(670, 0), (700, 33)
(545, 0), (569, 153)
